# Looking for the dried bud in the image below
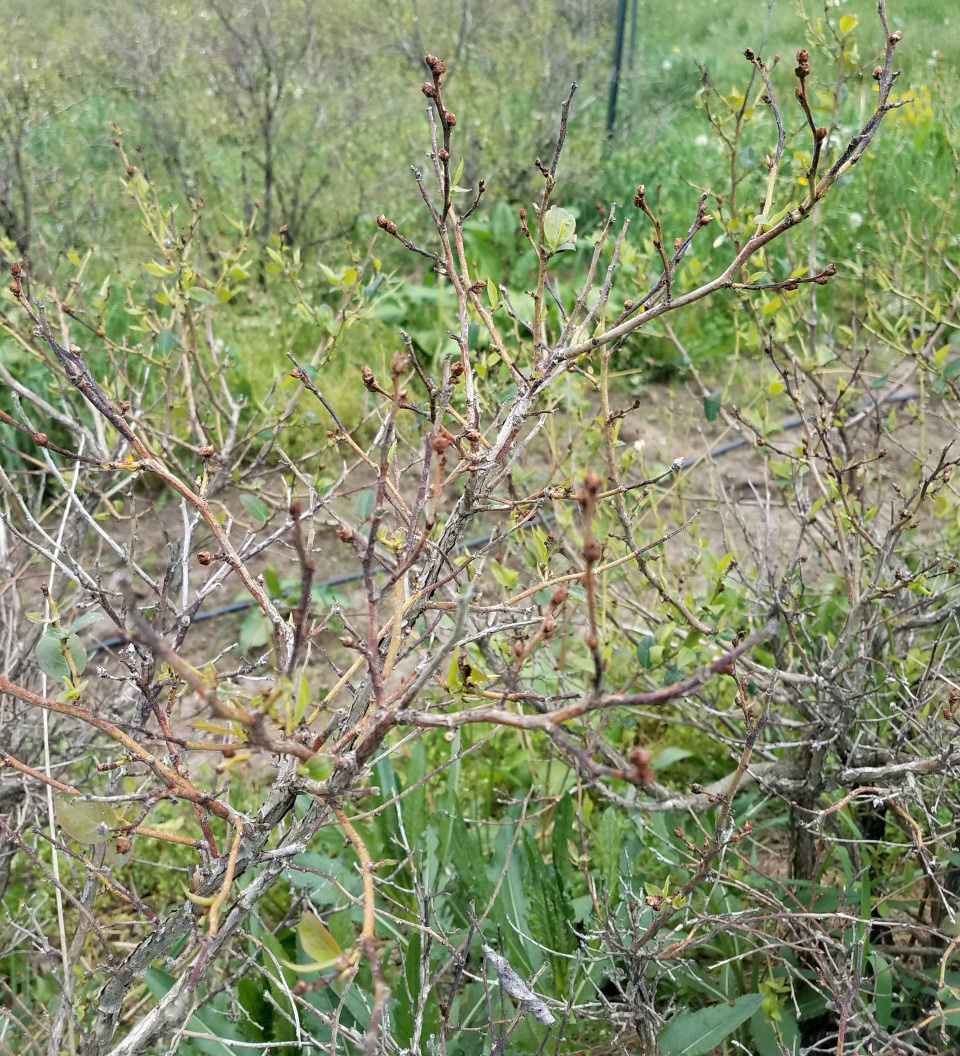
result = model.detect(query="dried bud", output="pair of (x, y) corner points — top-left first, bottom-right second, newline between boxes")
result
(816, 126), (828, 141)
(391, 351), (410, 375)
(125, 164), (135, 176)
(872, 66), (883, 80)
(115, 836), (132, 855)
(33, 431), (48, 447)
(69, 344), (83, 357)
(289, 499), (302, 519)
(278, 223), (289, 235)
(519, 207), (527, 222)
(690, 782), (706, 795)
(361, 365), (377, 391)
(421, 81), (436, 98)
(550, 588), (568, 608)
(199, 444), (215, 459)
(438, 147), (450, 162)
(889, 31), (902, 45)
(583, 468), (602, 495)
(743, 47), (756, 61)
(9, 261), (21, 276)
(464, 429), (481, 443)
(432, 433), (451, 454)
(469, 279), (487, 295)
(824, 263), (837, 276)
(444, 111), (456, 127)
(375, 214), (398, 235)
(336, 524), (354, 543)
(450, 360), (465, 383)
(701, 213), (714, 225)
(197, 551), (214, 565)
(542, 616), (557, 637)
(424, 53), (446, 78)
(8, 281), (20, 296)
(633, 184), (646, 208)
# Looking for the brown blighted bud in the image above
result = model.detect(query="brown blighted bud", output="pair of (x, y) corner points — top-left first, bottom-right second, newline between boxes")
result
(432, 433), (451, 454)
(199, 444), (215, 459)
(33, 431), (48, 447)
(469, 279), (487, 295)
(633, 184), (646, 208)
(361, 365), (377, 391)
(336, 523), (354, 542)
(278, 223), (289, 235)
(464, 429), (481, 443)
(583, 468), (602, 495)
(9, 261), (21, 276)
(629, 747), (650, 789)
(542, 616), (557, 637)
(421, 81), (436, 98)
(111, 136), (120, 147)
(743, 47), (756, 61)
(197, 551), (214, 565)
(550, 588), (568, 608)
(69, 343), (83, 357)
(824, 263), (837, 276)
(583, 541), (602, 564)
(8, 282), (20, 296)
(125, 164), (136, 176)
(519, 207), (527, 222)
(816, 126), (828, 141)
(450, 360), (465, 383)
(375, 214), (398, 235)
(115, 836), (132, 854)
(889, 31), (902, 45)
(444, 111), (456, 127)
(872, 66), (883, 80)
(289, 499), (302, 519)
(701, 213), (714, 225)
(391, 351), (410, 375)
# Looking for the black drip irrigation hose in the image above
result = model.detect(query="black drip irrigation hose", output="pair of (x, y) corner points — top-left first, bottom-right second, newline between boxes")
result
(90, 389), (921, 655)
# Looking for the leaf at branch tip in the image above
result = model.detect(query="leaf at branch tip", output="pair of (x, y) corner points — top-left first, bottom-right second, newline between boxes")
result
(839, 13), (858, 35)
(543, 205), (576, 253)
(481, 942), (556, 1025)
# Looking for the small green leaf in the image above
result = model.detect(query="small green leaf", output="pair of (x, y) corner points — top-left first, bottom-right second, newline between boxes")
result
(240, 494), (270, 524)
(703, 393), (721, 422)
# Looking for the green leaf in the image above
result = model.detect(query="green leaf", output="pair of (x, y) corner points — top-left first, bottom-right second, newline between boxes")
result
(67, 612), (102, 634)
(944, 357), (960, 379)
(36, 633), (69, 680)
(703, 393), (721, 422)
(188, 286), (219, 305)
(55, 799), (118, 845)
(240, 493), (270, 524)
(660, 994), (764, 1055)
(155, 329), (178, 358)
(491, 560), (519, 589)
